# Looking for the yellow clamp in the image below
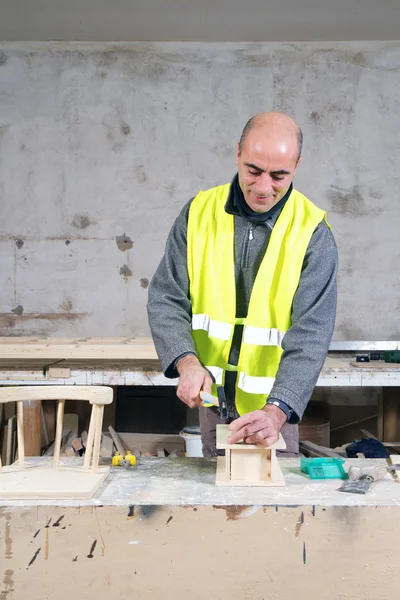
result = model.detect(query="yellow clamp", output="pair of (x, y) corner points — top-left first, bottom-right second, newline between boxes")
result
(112, 451), (137, 467)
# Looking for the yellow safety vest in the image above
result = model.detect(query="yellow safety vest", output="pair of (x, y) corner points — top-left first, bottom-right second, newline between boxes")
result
(187, 183), (329, 415)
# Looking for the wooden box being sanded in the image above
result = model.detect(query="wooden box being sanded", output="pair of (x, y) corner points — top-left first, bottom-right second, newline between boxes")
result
(215, 424), (286, 487)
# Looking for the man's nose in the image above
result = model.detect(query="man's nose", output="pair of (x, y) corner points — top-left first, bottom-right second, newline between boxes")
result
(254, 174), (273, 196)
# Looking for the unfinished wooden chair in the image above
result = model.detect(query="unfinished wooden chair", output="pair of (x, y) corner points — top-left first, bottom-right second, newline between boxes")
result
(0, 386), (113, 499)
(216, 424), (286, 487)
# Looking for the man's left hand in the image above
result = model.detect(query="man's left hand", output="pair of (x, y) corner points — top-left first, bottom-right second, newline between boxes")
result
(227, 404), (287, 446)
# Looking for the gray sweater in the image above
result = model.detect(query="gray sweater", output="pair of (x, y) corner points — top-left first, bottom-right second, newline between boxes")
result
(147, 179), (338, 423)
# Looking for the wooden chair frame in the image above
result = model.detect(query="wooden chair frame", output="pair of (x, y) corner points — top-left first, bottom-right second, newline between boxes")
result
(0, 386), (113, 473)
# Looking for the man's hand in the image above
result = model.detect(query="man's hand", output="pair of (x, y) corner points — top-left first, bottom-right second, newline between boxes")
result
(227, 404), (287, 446)
(176, 354), (213, 408)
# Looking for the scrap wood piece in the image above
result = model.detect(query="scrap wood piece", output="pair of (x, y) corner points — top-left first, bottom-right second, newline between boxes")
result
(168, 449), (185, 458)
(108, 426), (126, 456)
(299, 440), (343, 458)
(72, 438), (84, 453)
(81, 430), (88, 448)
(100, 434), (114, 458)
(6, 415), (17, 466)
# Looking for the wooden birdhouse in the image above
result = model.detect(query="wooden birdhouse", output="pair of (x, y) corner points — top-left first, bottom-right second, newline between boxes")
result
(215, 424), (286, 486)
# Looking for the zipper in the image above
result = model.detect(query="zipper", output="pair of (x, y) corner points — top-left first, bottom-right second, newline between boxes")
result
(241, 224), (254, 269)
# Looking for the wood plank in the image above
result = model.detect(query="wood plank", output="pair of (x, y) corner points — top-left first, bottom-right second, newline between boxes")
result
(5, 415), (16, 466)
(100, 434), (113, 458)
(0, 337), (158, 360)
(0, 465), (109, 499)
(382, 388), (399, 442)
(108, 426), (125, 456)
(23, 400), (41, 457)
(299, 441), (343, 458)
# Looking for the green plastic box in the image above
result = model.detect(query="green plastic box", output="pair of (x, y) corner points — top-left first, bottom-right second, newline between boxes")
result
(300, 457), (346, 479)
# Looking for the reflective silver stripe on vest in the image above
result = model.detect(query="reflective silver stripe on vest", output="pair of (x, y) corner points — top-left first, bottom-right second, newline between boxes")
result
(205, 365), (224, 385)
(243, 326), (285, 347)
(192, 314), (232, 341)
(238, 372), (275, 394)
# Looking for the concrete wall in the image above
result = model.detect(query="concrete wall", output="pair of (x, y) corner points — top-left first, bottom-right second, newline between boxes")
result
(0, 41), (399, 339)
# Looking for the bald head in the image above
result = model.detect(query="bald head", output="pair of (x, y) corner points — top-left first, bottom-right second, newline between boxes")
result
(239, 112), (303, 164)
(235, 112), (303, 213)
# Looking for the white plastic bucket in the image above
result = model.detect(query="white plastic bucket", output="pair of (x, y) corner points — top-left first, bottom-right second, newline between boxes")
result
(179, 427), (203, 457)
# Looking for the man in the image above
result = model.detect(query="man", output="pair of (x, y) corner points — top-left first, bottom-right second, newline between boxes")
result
(147, 112), (338, 457)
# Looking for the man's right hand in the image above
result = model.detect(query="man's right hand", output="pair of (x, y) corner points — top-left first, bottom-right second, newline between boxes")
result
(176, 354), (213, 408)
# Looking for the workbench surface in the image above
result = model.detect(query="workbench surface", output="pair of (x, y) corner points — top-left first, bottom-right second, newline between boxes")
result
(1, 456), (399, 508)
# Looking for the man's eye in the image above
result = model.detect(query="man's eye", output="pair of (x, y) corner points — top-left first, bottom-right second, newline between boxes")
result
(272, 176), (284, 181)
(248, 169), (260, 175)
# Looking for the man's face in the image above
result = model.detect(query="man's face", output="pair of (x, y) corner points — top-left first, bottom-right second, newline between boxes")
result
(236, 129), (300, 213)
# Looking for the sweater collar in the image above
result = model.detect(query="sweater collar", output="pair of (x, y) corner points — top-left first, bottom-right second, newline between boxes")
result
(225, 173), (293, 227)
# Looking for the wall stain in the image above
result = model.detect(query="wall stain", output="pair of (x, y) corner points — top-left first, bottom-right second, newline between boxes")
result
(15, 239), (24, 249)
(310, 111), (321, 123)
(27, 548), (41, 568)
(0, 51), (7, 66)
(0, 313), (86, 321)
(213, 505), (250, 520)
(87, 540), (97, 558)
(11, 306), (23, 316)
(211, 143), (232, 159)
(4, 513), (12, 559)
(120, 123), (131, 136)
(135, 164), (148, 184)
(295, 511), (304, 537)
(326, 185), (367, 217)
(59, 298), (73, 312)
(52, 515), (65, 527)
(72, 213), (91, 229)
(140, 278), (149, 289)
(139, 505), (159, 519)
(116, 234), (133, 252)
(120, 265), (132, 278)
(1, 569), (14, 598)
(0, 125), (10, 138)
(165, 182), (177, 197)
(369, 188), (383, 200)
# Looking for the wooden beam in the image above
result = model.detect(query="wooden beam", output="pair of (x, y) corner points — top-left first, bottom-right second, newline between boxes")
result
(22, 400), (41, 457)
(0, 337), (158, 361)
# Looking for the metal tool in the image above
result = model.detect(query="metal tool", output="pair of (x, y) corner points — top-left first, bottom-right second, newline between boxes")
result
(199, 386), (228, 419)
(338, 464), (388, 494)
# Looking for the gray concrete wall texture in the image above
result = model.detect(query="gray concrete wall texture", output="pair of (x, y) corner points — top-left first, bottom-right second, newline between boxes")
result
(0, 42), (399, 339)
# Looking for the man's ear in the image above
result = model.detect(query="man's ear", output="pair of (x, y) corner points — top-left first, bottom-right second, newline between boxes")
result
(236, 142), (241, 167)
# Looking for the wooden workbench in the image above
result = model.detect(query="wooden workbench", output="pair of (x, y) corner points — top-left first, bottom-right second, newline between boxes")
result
(1, 456), (400, 599)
